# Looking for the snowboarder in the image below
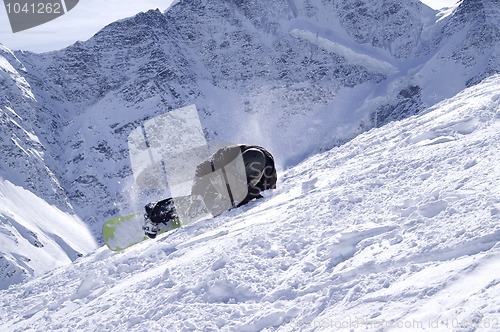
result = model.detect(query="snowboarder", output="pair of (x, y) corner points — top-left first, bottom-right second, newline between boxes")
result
(142, 144), (277, 238)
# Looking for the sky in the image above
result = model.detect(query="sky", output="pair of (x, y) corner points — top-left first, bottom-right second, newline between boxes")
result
(0, 0), (458, 53)
(0, 0), (176, 52)
(420, 0), (459, 10)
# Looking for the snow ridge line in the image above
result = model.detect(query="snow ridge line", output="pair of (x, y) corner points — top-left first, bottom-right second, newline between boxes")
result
(289, 29), (398, 75)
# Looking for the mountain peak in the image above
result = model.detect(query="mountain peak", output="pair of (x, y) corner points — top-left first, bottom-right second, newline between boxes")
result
(131, 8), (165, 23)
(452, 0), (500, 23)
(91, 8), (168, 42)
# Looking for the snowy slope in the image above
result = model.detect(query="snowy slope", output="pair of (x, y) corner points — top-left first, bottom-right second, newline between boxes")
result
(0, 45), (70, 209)
(0, 45), (97, 288)
(0, 0), (499, 289)
(1, 75), (498, 331)
(0, 178), (97, 290)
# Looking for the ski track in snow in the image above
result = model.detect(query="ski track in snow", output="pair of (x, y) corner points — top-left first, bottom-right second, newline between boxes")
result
(1, 75), (500, 331)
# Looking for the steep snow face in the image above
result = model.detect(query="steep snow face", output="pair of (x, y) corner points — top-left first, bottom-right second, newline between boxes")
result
(1, 74), (499, 331)
(1, 46), (99, 287)
(334, 0), (434, 58)
(413, 0), (500, 106)
(0, 46), (69, 209)
(370, 0), (499, 126)
(0, 178), (97, 290)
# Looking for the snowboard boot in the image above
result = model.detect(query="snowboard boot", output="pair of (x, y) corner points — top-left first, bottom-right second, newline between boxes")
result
(144, 198), (178, 223)
(143, 216), (160, 239)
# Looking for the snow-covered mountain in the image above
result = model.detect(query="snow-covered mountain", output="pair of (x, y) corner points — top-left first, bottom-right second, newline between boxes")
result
(0, 0), (499, 287)
(1, 73), (499, 331)
(0, 45), (98, 289)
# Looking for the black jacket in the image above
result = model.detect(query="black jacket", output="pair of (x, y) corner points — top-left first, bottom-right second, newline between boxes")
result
(145, 144), (277, 223)
(192, 144), (277, 215)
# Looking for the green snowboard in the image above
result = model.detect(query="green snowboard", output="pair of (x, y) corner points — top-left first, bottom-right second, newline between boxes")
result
(102, 212), (180, 251)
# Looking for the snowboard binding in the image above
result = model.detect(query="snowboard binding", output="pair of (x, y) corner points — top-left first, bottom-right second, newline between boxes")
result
(143, 198), (179, 239)
(143, 216), (160, 239)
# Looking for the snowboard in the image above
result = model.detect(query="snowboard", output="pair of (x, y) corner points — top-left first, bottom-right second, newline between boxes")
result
(102, 212), (180, 251)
